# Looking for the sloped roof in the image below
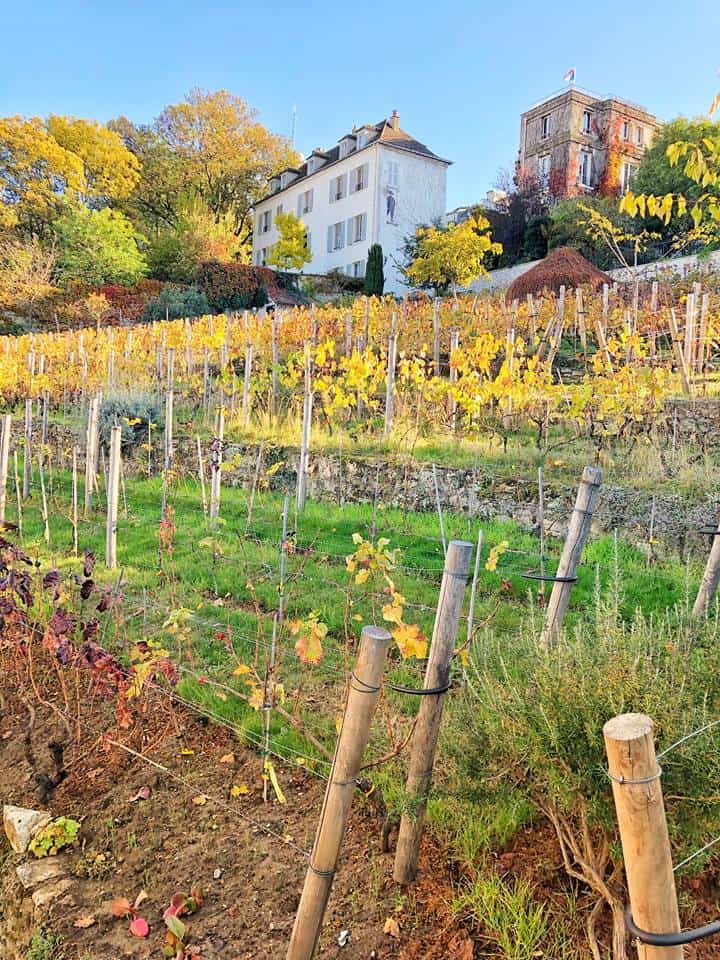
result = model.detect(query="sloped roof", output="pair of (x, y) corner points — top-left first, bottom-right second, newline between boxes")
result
(262, 115), (449, 203)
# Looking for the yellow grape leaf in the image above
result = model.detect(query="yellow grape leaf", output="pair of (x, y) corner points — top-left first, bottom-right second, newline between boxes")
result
(191, 794), (208, 806)
(214, 691), (228, 702)
(180, 748), (195, 756)
(352, 613), (363, 622)
(392, 623), (428, 660)
(265, 760), (286, 804)
(355, 568), (369, 585)
(219, 753), (235, 764)
(231, 783), (249, 797)
(233, 664), (251, 676)
(381, 601), (404, 625)
(248, 684), (264, 711)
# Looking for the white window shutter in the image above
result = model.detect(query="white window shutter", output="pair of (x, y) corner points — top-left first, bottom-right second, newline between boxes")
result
(360, 213), (367, 241)
(327, 225), (333, 253)
(346, 218), (354, 245)
(297, 196), (302, 217)
(349, 168), (357, 193)
(340, 173), (347, 198)
(339, 221), (345, 248)
(308, 188), (313, 212)
(329, 180), (335, 203)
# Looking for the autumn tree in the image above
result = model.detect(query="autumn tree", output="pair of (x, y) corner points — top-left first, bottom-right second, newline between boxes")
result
(266, 211), (311, 271)
(405, 216), (502, 301)
(0, 235), (57, 314)
(54, 204), (147, 285)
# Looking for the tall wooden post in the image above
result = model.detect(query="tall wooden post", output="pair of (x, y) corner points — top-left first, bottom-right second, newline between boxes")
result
(393, 540), (473, 884)
(105, 426), (121, 569)
(286, 625), (391, 960)
(604, 713), (682, 960)
(383, 316), (398, 439)
(692, 522), (720, 618)
(22, 398), (32, 498)
(296, 343), (313, 512)
(0, 413), (11, 526)
(242, 341), (253, 427)
(209, 407), (225, 522)
(433, 298), (441, 375)
(539, 466), (602, 648)
(71, 445), (79, 556)
(84, 396), (100, 516)
(271, 311), (280, 420)
(449, 328), (459, 432)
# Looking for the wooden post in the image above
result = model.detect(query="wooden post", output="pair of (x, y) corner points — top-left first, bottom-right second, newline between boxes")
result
(164, 389), (174, 473)
(604, 713), (682, 960)
(23, 398), (32, 498)
(71, 445), (78, 556)
(84, 396), (100, 515)
(12, 451), (22, 539)
(105, 425), (121, 569)
(692, 522), (720, 618)
(344, 312), (353, 356)
(210, 406), (225, 522)
(37, 452), (50, 545)
(433, 298), (441, 375)
(383, 316), (398, 439)
(286, 625), (391, 960)
(196, 435), (208, 515)
(539, 466), (602, 648)
(0, 413), (11, 526)
(296, 343), (313, 512)
(271, 311), (280, 420)
(683, 293), (696, 372)
(668, 310), (691, 396)
(449, 328), (459, 432)
(242, 341), (253, 427)
(393, 540), (473, 884)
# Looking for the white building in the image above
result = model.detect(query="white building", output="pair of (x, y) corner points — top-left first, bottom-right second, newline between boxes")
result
(252, 111), (450, 295)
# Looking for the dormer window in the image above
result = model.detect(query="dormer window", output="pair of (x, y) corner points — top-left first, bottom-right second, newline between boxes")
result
(339, 137), (356, 159)
(269, 177), (280, 193)
(280, 170), (298, 189)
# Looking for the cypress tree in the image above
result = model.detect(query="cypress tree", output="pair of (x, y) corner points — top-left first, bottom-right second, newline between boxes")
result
(363, 243), (384, 296)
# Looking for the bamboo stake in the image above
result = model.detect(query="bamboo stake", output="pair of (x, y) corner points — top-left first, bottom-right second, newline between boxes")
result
(393, 540), (473, 884)
(105, 425), (121, 569)
(539, 466), (602, 648)
(604, 713), (682, 960)
(286, 625), (391, 960)
(271, 311), (280, 420)
(84, 396), (100, 515)
(0, 413), (11, 526)
(296, 343), (313, 512)
(23, 397), (32, 498)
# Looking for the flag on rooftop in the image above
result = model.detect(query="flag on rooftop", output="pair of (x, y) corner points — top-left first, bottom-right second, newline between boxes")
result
(563, 67), (576, 84)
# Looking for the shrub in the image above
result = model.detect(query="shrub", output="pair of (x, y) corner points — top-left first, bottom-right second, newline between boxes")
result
(99, 390), (163, 449)
(141, 285), (209, 323)
(195, 260), (269, 312)
(96, 279), (165, 323)
(364, 243), (384, 296)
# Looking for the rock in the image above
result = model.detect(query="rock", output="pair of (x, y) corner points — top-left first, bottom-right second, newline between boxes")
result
(16, 858), (66, 890)
(3, 805), (51, 853)
(31, 878), (74, 909)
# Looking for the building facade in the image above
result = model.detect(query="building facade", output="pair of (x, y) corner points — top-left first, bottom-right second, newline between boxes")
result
(252, 111), (450, 294)
(517, 87), (659, 198)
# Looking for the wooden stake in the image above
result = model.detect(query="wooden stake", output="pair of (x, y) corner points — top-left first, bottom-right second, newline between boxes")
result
(271, 311), (280, 420)
(209, 407), (225, 522)
(668, 310), (691, 396)
(286, 625), (391, 960)
(604, 713), (682, 960)
(196, 435), (208, 515)
(71, 445), (78, 556)
(0, 413), (11, 526)
(105, 425), (122, 569)
(692, 521), (720, 618)
(539, 466), (602, 648)
(13, 451), (22, 540)
(393, 540), (473, 884)
(296, 343), (313, 512)
(242, 341), (253, 427)
(37, 451), (50, 545)
(433, 298), (441, 375)
(84, 396), (100, 515)
(23, 397), (32, 498)
(383, 317), (398, 439)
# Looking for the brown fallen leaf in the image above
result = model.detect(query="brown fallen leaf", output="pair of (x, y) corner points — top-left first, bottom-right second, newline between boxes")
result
(74, 914), (96, 929)
(383, 917), (401, 938)
(192, 794), (208, 806)
(219, 753), (235, 764)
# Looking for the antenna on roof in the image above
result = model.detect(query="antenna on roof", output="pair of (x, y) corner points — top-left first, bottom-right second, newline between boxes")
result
(291, 105), (297, 148)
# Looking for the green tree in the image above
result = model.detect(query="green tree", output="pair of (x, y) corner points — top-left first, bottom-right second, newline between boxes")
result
(364, 243), (384, 296)
(54, 204), (147, 285)
(266, 211), (311, 270)
(405, 216), (501, 301)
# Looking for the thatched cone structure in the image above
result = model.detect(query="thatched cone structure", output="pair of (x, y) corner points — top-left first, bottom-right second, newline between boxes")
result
(506, 246), (612, 303)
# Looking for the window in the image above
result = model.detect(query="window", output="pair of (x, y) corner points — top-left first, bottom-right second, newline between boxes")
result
(636, 126), (644, 146)
(256, 247), (269, 266)
(541, 114), (551, 139)
(621, 121), (630, 141)
(276, 203), (283, 217)
(582, 111), (592, 134)
(259, 210), (271, 234)
(620, 162), (637, 194)
(351, 260), (365, 278)
(538, 154), (551, 182)
(297, 189), (313, 216)
(579, 151), (593, 188)
(339, 138), (355, 159)
(305, 231), (311, 253)
(327, 221), (345, 252)
(386, 161), (399, 187)
(356, 131), (368, 148)
(329, 174), (347, 202)
(350, 163), (369, 193)
(347, 213), (367, 245)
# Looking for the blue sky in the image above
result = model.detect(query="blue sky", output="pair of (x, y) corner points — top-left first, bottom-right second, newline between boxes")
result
(3, 0), (718, 209)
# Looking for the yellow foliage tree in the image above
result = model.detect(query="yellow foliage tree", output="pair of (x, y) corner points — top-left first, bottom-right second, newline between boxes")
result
(405, 216), (501, 301)
(266, 211), (311, 271)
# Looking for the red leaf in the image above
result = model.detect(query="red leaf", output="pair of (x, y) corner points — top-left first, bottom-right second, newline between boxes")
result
(129, 916), (149, 938)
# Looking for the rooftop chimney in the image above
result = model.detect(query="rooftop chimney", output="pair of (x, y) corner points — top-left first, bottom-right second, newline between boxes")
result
(390, 110), (400, 131)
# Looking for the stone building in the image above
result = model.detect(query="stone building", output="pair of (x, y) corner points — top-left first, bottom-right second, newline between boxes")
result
(252, 111), (450, 294)
(517, 87), (659, 198)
